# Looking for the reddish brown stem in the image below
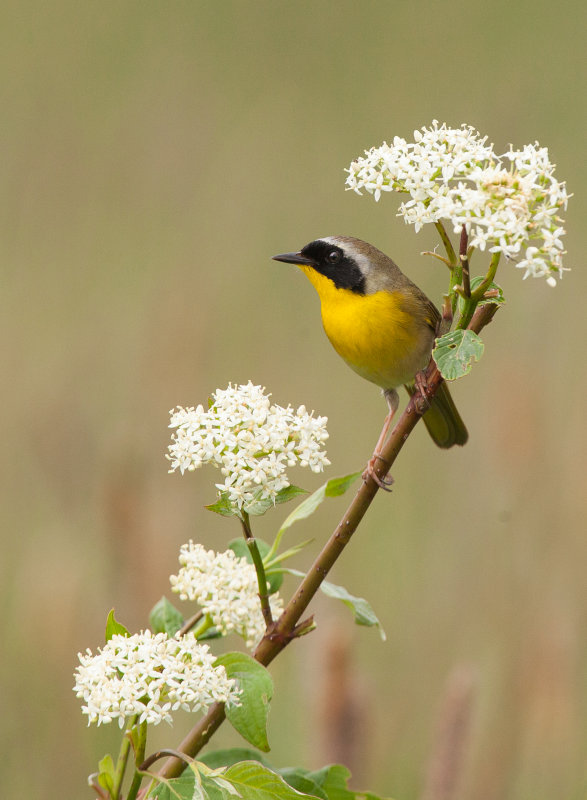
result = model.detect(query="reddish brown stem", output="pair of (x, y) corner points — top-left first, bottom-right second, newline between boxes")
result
(459, 226), (471, 298)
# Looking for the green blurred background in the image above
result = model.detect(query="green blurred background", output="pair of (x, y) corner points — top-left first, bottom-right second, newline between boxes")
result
(2, 1), (586, 798)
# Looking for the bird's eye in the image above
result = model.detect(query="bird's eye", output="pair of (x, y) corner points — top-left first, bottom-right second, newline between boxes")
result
(326, 250), (341, 264)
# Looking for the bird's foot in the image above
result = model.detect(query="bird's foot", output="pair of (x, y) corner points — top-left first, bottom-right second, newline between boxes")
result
(413, 370), (431, 415)
(363, 452), (394, 492)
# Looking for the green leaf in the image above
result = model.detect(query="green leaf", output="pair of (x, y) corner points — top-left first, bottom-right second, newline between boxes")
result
(432, 329), (484, 381)
(320, 581), (386, 641)
(197, 627), (223, 641)
(199, 774), (233, 800)
(228, 537), (271, 561)
(96, 754), (116, 794)
(306, 764), (398, 800)
(240, 485), (307, 518)
(152, 763), (216, 800)
(105, 609), (130, 642)
(149, 596), (184, 636)
(324, 473), (363, 498)
(306, 764), (372, 800)
(228, 538), (283, 594)
(278, 473), (361, 535)
(151, 774), (198, 800)
(214, 652), (274, 752)
(274, 485), (309, 504)
(265, 539), (314, 568)
(200, 748), (272, 770)
(302, 763), (394, 800)
(221, 761), (320, 800)
(285, 570), (385, 640)
(279, 768), (328, 800)
(265, 569), (284, 595)
(153, 761), (394, 800)
(206, 493), (241, 518)
(157, 761), (323, 800)
(305, 765), (353, 800)
(458, 276), (505, 312)
(243, 495), (277, 518)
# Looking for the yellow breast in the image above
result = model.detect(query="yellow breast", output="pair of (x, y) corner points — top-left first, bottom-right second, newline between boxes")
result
(301, 267), (433, 390)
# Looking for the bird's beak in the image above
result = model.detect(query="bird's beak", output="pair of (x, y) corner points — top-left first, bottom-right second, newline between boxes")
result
(272, 251), (316, 267)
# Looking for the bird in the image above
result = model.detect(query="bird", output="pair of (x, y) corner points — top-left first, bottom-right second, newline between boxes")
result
(272, 236), (468, 484)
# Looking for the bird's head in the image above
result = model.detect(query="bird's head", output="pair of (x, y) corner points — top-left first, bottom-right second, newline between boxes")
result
(273, 236), (401, 295)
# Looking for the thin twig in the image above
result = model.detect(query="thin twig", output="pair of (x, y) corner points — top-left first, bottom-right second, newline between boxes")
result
(434, 221), (458, 265)
(111, 715), (139, 800)
(153, 703), (227, 784)
(458, 252), (501, 329)
(459, 226), (471, 299)
(240, 512), (273, 627)
(126, 721), (147, 800)
(421, 250), (452, 268)
(88, 775), (109, 800)
(470, 251), (500, 302)
(178, 610), (204, 637)
(140, 749), (195, 772)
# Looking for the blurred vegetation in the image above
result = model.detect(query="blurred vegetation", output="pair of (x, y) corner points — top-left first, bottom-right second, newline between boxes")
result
(1, 2), (586, 798)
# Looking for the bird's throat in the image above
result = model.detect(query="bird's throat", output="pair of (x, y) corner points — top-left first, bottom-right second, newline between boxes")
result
(299, 265), (430, 388)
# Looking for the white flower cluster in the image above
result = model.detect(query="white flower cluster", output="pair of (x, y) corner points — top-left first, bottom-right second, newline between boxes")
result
(170, 541), (284, 650)
(73, 630), (239, 727)
(345, 121), (569, 285)
(167, 382), (330, 508)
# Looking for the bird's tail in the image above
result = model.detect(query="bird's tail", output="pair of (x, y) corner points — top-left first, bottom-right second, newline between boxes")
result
(405, 381), (468, 449)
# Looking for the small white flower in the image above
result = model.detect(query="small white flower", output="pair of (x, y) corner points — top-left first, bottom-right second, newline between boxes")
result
(167, 382), (330, 508)
(345, 121), (569, 285)
(171, 542), (284, 650)
(73, 630), (240, 727)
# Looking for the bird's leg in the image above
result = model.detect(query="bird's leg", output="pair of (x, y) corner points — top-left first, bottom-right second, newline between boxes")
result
(363, 389), (398, 491)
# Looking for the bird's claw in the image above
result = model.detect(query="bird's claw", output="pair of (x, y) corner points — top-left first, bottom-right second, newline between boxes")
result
(363, 453), (394, 492)
(413, 371), (431, 414)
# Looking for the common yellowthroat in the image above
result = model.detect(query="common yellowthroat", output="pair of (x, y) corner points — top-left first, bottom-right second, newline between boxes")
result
(272, 236), (468, 453)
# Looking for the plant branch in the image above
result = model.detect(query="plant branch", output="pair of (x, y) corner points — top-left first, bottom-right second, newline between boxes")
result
(111, 715), (139, 800)
(470, 251), (501, 302)
(151, 703), (227, 786)
(459, 226), (471, 298)
(434, 221), (463, 313)
(178, 610), (204, 637)
(126, 721), (147, 800)
(434, 221), (458, 266)
(153, 302), (499, 784)
(140, 749), (196, 772)
(240, 511), (273, 627)
(457, 252), (501, 330)
(421, 250), (452, 268)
